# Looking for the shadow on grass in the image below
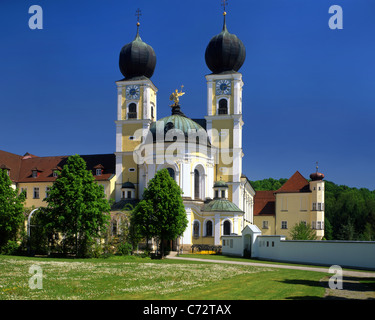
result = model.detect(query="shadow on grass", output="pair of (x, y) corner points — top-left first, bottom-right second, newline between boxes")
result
(280, 277), (375, 300)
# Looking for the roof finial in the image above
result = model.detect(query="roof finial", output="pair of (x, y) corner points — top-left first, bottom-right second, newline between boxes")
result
(135, 8), (142, 38)
(316, 161), (319, 173)
(169, 85), (185, 107)
(221, 0), (228, 31)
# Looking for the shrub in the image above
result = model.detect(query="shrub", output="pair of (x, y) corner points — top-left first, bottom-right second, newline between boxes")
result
(1, 240), (20, 255)
(117, 242), (132, 256)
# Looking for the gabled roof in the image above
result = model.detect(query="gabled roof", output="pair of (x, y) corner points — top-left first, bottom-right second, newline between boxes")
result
(0, 150), (115, 183)
(254, 190), (275, 216)
(275, 171), (310, 193)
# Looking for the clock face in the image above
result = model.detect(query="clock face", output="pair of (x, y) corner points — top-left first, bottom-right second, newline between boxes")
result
(216, 79), (231, 95)
(126, 85), (140, 100)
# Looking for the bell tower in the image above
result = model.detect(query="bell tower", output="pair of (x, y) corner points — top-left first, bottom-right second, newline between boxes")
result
(115, 12), (158, 202)
(204, 6), (246, 208)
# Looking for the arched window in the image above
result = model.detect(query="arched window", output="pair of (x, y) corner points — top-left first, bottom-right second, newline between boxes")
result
(193, 221), (200, 238)
(223, 220), (231, 235)
(167, 168), (175, 180)
(206, 220), (213, 237)
(128, 103), (137, 119)
(194, 169), (200, 199)
(111, 219), (117, 236)
(218, 99), (228, 115)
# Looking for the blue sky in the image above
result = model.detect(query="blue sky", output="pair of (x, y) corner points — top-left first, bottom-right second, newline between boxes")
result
(1, 0), (375, 190)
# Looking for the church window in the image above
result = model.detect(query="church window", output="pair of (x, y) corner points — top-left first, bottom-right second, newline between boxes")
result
(193, 221), (200, 238)
(127, 191), (132, 199)
(218, 99), (228, 115)
(151, 105), (154, 119)
(206, 220), (213, 237)
(223, 220), (231, 235)
(221, 190), (226, 198)
(128, 103), (137, 119)
(194, 169), (200, 199)
(167, 168), (175, 180)
(215, 190), (219, 198)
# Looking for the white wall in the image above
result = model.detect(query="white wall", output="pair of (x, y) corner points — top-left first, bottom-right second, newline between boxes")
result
(222, 236), (243, 256)
(257, 236), (375, 270)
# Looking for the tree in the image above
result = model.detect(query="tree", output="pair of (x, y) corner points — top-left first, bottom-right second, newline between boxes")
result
(43, 155), (110, 257)
(132, 168), (187, 257)
(0, 169), (25, 250)
(289, 222), (317, 240)
(250, 178), (288, 191)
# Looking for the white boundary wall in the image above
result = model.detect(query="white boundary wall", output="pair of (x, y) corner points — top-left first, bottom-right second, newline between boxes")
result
(221, 228), (375, 270)
(257, 236), (375, 270)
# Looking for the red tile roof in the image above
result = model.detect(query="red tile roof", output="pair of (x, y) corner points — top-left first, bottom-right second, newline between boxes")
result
(0, 150), (115, 183)
(0, 150), (23, 182)
(275, 171), (310, 193)
(254, 190), (275, 216)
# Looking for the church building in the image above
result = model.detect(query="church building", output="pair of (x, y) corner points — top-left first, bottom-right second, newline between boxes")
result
(111, 8), (325, 250)
(0, 8), (325, 252)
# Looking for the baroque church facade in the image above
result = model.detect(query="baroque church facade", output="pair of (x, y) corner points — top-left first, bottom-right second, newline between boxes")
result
(113, 12), (255, 251)
(111, 9), (325, 250)
(0, 9), (325, 252)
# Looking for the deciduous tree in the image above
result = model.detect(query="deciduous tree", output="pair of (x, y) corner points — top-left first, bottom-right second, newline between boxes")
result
(0, 169), (25, 250)
(132, 169), (187, 256)
(44, 155), (110, 256)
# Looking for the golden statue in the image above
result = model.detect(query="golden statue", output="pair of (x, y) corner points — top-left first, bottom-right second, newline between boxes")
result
(169, 85), (185, 107)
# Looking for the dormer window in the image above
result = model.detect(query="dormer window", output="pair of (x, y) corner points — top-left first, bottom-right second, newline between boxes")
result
(52, 166), (61, 178)
(94, 164), (104, 176)
(31, 167), (42, 178)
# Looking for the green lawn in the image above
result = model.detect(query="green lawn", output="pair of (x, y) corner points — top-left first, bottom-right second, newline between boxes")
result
(0, 254), (327, 300)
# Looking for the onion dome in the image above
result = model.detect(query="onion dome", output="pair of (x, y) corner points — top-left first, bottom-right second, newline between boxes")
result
(205, 12), (246, 74)
(310, 172), (325, 181)
(310, 163), (325, 181)
(119, 22), (156, 80)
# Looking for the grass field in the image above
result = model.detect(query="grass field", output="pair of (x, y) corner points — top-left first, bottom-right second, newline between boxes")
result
(0, 254), (330, 300)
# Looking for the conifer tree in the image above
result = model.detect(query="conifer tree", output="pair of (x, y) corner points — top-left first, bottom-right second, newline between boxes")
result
(0, 169), (25, 249)
(132, 168), (187, 256)
(44, 155), (110, 256)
